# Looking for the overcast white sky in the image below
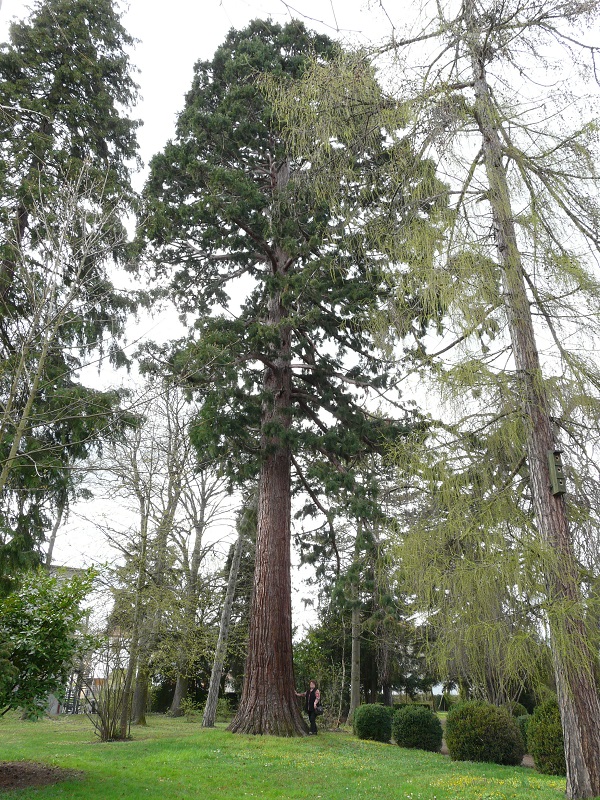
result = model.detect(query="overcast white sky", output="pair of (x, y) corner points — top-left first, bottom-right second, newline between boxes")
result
(1, 0), (393, 184)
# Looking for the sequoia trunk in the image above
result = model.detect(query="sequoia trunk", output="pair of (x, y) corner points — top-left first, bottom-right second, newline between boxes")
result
(229, 207), (306, 733)
(228, 436), (305, 734)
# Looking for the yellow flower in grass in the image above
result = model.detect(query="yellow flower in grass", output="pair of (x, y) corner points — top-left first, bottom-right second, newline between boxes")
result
(432, 775), (519, 790)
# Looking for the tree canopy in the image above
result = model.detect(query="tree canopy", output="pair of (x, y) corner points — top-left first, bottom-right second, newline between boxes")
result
(0, 0), (140, 590)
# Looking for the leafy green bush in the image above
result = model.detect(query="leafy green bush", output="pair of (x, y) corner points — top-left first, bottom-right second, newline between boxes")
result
(445, 701), (525, 765)
(504, 701), (528, 717)
(180, 697), (201, 722)
(527, 697), (566, 775)
(353, 704), (391, 743)
(516, 714), (530, 748)
(0, 569), (94, 717)
(392, 705), (443, 752)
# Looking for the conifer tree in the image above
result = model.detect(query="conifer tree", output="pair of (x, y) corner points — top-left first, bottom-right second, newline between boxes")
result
(138, 19), (445, 735)
(0, 0), (139, 588)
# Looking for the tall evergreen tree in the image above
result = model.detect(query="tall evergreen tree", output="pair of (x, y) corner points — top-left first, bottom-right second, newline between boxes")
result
(138, 19), (446, 735)
(0, 0), (140, 588)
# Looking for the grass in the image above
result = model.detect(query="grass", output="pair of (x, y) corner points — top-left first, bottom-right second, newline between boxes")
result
(0, 713), (570, 800)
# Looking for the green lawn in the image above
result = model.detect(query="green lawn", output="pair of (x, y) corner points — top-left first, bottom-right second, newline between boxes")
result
(0, 713), (570, 800)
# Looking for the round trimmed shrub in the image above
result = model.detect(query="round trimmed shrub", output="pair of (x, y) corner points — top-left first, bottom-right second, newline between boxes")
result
(527, 697), (566, 776)
(392, 705), (443, 752)
(505, 701), (528, 718)
(352, 704), (391, 743)
(445, 700), (525, 766)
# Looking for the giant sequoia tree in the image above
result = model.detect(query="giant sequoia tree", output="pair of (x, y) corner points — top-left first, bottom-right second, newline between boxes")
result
(0, 0), (139, 589)
(139, 20), (445, 735)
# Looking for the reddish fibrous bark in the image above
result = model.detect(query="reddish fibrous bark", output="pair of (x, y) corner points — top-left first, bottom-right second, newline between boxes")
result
(229, 212), (307, 734)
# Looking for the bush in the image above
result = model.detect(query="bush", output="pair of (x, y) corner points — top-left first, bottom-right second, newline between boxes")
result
(0, 569), (94, 718)
(445, 701), (525, 766)
(516, 714), (530, 748)
(392, 705), (443, 752)
(504, 701), (528, 717)
(180, 697), (201, 722)
(353, 704), (391, 743)
(527, 698), (566, 776)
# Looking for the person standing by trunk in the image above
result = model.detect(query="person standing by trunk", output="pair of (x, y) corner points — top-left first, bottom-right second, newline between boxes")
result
(295, 680), (320, 735)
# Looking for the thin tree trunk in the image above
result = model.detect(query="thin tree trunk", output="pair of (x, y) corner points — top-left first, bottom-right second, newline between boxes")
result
(374, 520), (393, 708)
(169, 675), (189, 717)
(348, 520), (362, 720)
(45, 498), (65, 568)
(173, 483), (209, 717)
(382, 683), (392, 707)
(370, 671), (378, 704)
(467, 10), (600, 796)
(0, 314), (54, 493)
(131, 661), (149, 725)
(349, 605), (361, 719)
(338, 615), (346, 725)
(203, 529), (244, 727)
(119, 488), (149, 739)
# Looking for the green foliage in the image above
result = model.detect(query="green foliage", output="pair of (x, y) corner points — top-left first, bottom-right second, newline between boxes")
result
(352, 703), (391, 743)
(0, 0), (139, 588)
(293, 630), (330, 692)
(393, 702), (432, 711)
(84, 637), (129, 742)
(445, 701), (525, 766)
(504, 701), (528, 718)
(388, 418), (555, 708)
(0, 637), (18, 705)
(293, 616), (349, 725)
(433, 694), (456, 712)
(138, 20), (442, 506)
(180, 697), (202, 722)
(181, 697), (233, 724)
(527, 698), (566, 776)
(516, 715), (530, 750)
(0, 568), (94, 716)
(391, 705), (442, 752)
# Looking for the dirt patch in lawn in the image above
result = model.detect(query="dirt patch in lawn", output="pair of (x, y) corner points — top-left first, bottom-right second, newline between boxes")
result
(0, 761), (83, 791)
